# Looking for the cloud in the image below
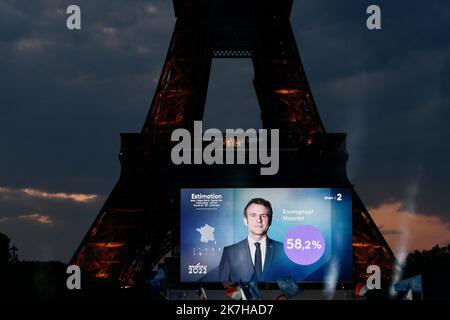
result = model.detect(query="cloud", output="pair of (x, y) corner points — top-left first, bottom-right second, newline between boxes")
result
(21, 188), (97, 203)
(0, 0), (175, 195)
(370, 201), (450, 256)
(0, 183), (105, 261)
(0, 184), (105, 261)
(0, 186), (98, 203)
(290, 1), (450, 224)
(145, 4), (159, 14)
(18, 214), (53, 225)
(15, 38), (55, 51)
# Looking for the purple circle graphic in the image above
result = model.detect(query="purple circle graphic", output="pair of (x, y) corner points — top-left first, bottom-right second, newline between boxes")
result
(284, 225), (325, 265)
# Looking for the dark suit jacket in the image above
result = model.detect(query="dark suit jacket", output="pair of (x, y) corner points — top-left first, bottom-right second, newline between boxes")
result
(218, 237), (291, 282)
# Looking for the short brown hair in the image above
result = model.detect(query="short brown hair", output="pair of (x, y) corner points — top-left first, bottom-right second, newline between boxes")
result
(244, 198), (273, 225)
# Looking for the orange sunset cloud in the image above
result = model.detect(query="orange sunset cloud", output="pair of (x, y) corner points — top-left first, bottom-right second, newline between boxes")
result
(369, 201), (450, 255)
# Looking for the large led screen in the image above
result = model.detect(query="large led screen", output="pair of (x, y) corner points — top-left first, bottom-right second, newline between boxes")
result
(180, 188), (352, 282)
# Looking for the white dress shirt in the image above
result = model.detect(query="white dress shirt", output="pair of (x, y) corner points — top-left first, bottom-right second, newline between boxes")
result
(247, 235), (267, 271)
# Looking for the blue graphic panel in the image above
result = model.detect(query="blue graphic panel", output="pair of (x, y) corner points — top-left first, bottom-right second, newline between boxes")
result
(180, 188), (352, 282)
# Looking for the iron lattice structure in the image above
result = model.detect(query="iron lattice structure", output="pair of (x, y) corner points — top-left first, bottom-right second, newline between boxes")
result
(71, 0), (395, 288)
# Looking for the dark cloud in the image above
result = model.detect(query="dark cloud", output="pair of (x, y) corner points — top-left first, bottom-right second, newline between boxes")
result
(0, 0), (174, 193)
(0, 0), (449, 260)
(0, 0), (173, 261)
(290, 0), (450, 222)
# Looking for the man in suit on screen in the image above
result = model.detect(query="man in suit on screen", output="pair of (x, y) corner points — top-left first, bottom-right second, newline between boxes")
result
(218, 198), (292, 282)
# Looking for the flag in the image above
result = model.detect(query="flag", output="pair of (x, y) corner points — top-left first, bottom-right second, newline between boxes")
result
(224, 284), (242, 300)
(394, 274), (422, 293)
(240, 275), (262, 300)
(145, 268), (166, 290)
(197, 287), (208, 300)
(404, 288), (413, 300)
(355, 282), (368, 297)
(276, 276), (302, 298)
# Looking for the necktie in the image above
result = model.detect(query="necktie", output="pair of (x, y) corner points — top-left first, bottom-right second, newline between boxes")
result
(254, 242), (262, 280)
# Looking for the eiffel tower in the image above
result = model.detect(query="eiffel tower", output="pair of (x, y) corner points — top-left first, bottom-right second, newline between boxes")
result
(71, 0), (395, 288)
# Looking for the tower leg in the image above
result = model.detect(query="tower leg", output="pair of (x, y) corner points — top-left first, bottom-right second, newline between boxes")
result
(71, 20), (213, 288)
(253, 18), (324, 135)
(142, 20), (212, 137)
